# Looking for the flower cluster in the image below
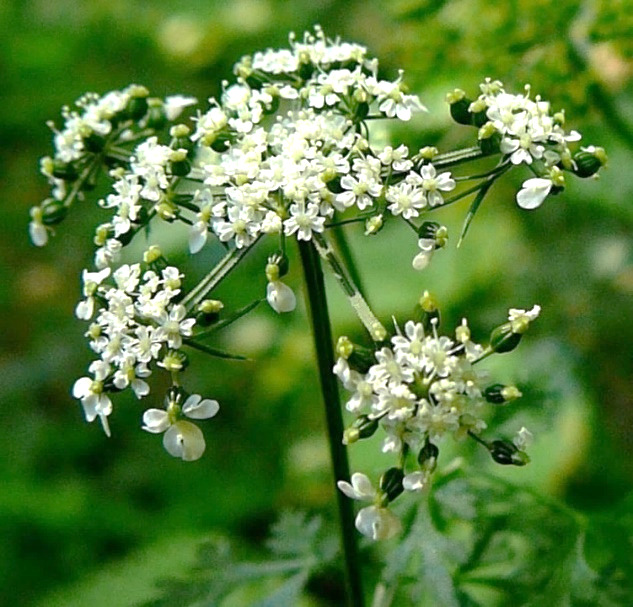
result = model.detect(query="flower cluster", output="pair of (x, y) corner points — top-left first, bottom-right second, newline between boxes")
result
(448, 79), (607, 210)
(335, 300), (540, 540)
(71, 257), (218, 459)
(29, 85), (195, 247)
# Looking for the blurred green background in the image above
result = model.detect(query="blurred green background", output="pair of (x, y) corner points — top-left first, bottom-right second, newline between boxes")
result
(1, 0), (632, 605)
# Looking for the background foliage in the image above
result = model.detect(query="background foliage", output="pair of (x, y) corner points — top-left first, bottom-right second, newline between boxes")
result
(1, 0), (632, 605)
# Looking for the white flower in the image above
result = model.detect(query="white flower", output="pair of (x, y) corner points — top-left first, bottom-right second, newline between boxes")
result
(416, 164), (456, 207)
(412, 238), (435, 270)
(142, 393), (220, 461)
(284, 203), (325, 241)
(266, 280), (296, 313)
(72, 360), (113, 436)
(75, 267), (111, 320)
(355, 505), (402, 540)
(337, 472), (377, 501)
(516, 177), (552, 209)
(155, 304), (196, 348)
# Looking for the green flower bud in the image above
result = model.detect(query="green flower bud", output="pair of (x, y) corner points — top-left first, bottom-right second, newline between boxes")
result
(343, 415), (379, 444)
(489, 323), (522, 353)
(418, 146), (439, 160)
(160, 350), (189, 373)
(145, 99), (167, 130)
(326, 176), (343, 194)
(447, 89), (472, 126)
(267, 252), (289, 278)
(489, 439), (529, 466)
(572, 148), (607, 178)
(414, 290), (440, 331)
(40, 198), (68, 225)
(335, 336), (354, 360)
(52, 160), (78, 181)
(484, 384), (522, 404)
(143, 245), (163, 264)
(380, 467), (405, 502)
(126, 85), (150, 120)
(418, 441), (439, 472)
(355, 101), (369, 120)
(196, 299), (224, 326)
(364, 214), (384, 236)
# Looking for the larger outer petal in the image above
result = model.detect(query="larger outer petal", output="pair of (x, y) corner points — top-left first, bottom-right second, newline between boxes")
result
(163, 420), (206, 461)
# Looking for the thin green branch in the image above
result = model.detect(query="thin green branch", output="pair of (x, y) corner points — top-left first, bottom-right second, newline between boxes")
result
(182, 239), (259, 312)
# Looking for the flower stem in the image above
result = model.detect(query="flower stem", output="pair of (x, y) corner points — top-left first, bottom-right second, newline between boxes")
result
(298, 240), (365, 607)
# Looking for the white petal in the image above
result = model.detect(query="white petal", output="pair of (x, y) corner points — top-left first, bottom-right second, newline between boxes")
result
(266, 281), (296, 313)
(72, 377), (92, 399)
(183, 394), (220, 419)
(516, 178), (551, 210)
(337, 480), (361, 500)
(163, 420), (206, 461)
(350, 472), (377, 500)
(142, 408), (170, 433)
(355, 505), (401, 541)
(403, 471), (427, 492)
(189, 223), (208, 254)
(29, 222), (48, 246)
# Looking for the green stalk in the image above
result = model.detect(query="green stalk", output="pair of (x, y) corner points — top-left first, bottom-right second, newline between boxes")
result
(298, 240), (365, 607)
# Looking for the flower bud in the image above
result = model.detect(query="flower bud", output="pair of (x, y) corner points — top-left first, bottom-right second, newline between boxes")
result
(484, 384), (522, 404)
(489, 323), (522, 353)
(160, 350), (189, 372)
(343, 415), (379, 444)
(446, 89), (472, 126)
(417, 441), (439, 472)
(40, 198), (68, 225)
(413, 290), (440, 331)
(380, 467), (405, 502)
(572, 147), (607, 178)
(488, 439), (529, 466)
(145, 99), (167, 130)
(143, 245), (163, 264)
(126, 85), (150, 120)
(196, 299), (224, 326)
(335, 336), (354, 360)
(364, 214), (384, 236)
(418, 146), (438, 160)
(478, 123), (501, 155)
(169, 149), (191, 177)
(52, 160), (78, 181)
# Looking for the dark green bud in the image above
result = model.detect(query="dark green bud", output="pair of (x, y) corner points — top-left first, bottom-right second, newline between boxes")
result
(572, 149), (607, 178)
(489, 323), (522, 354)
(489, 439), (529, 466)
(267, 251), (289, 277)
(417, 221), (441, 240)
(380, 467), (405, 502)
(348, 344), (377, 374)
(446, 89), (472, 126)
(196, 299), (224, 326)
(126, 96), (149, 121)
(418, 441), (439, 472)
(210, 133), (231, 152)
(169, 159), (191, 177)
(52, 160), (78, 181)
(343, 415), (379, 444)
(145, 103), (167, 130)
(40, 198), (68, 225)
(484, 384), (522, 404)
(478, 131), (501, 155)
